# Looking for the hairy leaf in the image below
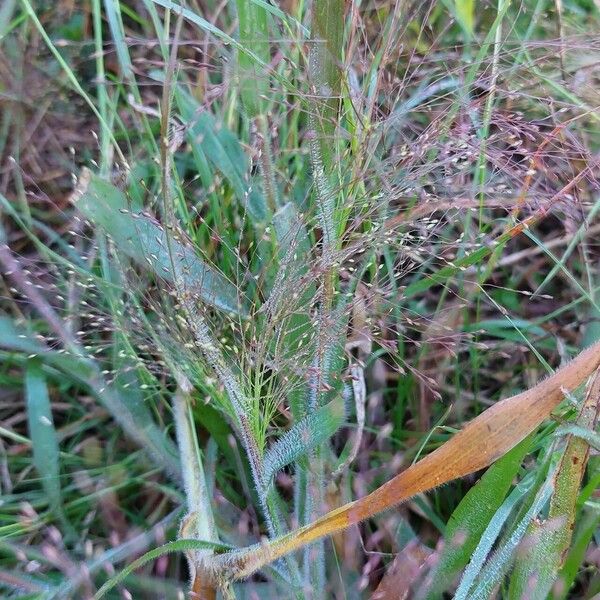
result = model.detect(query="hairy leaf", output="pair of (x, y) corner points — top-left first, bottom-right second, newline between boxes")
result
(72, 168), (247, 315)
(262, 396), (345, 487)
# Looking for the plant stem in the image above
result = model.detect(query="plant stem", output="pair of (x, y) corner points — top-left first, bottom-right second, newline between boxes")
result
(305, 0), (345, 593)
(173, 384), (221, 599)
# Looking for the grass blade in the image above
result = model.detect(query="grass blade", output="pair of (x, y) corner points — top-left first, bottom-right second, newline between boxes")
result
(453, 472), (537, 599)
(210, 339), (600, 579)
(454, 0), (475, 39)
(1, 317), (180, 477)
(95, 538), (233, 599)
(24, 361), (70, 534)
(235, 0), (269, 118)
(176, 91), (268, 222)
(234, 0), (280, 211)
(309, 0), (344, 170)
(463, 479), (555, 600)
(71, 169), (248, 316)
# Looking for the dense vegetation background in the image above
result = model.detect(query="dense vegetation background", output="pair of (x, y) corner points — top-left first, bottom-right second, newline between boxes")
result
(1, 0), (600, 598)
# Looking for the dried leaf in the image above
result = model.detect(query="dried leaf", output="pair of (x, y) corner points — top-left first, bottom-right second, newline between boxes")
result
(371, 540), (432, 600)
(214, 340), (600, 580)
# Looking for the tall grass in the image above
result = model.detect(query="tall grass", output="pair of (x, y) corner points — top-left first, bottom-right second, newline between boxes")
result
(1, 0), (600, 598)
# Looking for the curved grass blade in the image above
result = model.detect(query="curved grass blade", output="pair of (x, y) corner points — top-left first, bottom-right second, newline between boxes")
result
(94, 538), (233, 599)
(50, 509), (180, 599)
(462, 478), (555, 600)
(453, 472), (537, 600)
(0, 317), (93, 379)
(71, 169), (248, 316)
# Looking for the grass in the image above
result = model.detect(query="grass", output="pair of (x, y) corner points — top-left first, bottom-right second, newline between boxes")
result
(1, 0), (600, 598)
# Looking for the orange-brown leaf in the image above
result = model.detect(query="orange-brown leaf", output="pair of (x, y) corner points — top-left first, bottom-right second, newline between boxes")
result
(216, 340), (600, 580)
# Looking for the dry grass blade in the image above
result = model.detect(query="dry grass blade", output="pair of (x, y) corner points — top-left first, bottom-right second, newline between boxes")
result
(212, 340), (600, 580)
(370, 539), (432, 600)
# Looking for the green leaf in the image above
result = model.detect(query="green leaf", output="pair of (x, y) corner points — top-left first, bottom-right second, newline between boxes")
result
(235, 0), (270, 117)
(262, 396), (346, 487)
(25, 361), (71, 533)
(465, 319), (548, 342)
(554, 424), (600, 451)
(420, 435), (532, 598)
(1, 318), (180, 478)
(455, 0), (475, 38)
(453, 473), (536, 600)
(102, 0), (134, 81)
(0, 0), (18, 39)
(0, 317), (93, 379)
(73, 169), (248, 315)
(250, 0), (308, 35)
(175, 91), (268, 222)
(462, 480), (554, 600)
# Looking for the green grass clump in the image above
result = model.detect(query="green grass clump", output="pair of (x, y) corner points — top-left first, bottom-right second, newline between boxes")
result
(1, 0), (600, 598)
